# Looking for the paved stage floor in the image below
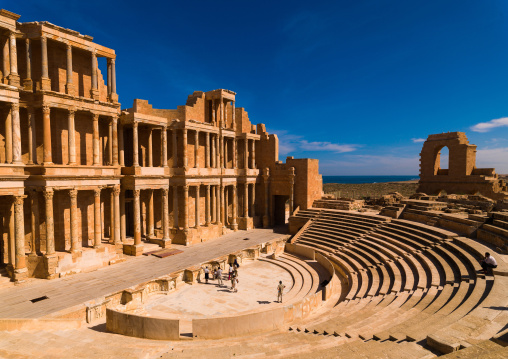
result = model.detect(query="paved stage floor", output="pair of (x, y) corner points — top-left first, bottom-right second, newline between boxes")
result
(0, 228), (287, 319)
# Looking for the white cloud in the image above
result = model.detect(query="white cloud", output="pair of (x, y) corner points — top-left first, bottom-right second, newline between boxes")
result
(471, 117), (508, 133)
(299, 140), (357, 153)
(412, 138), (426, 143)
(476, 147), (508, 174)
(268, 129), (358, 155)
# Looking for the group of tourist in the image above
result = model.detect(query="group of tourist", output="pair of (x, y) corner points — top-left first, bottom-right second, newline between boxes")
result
(202, 258), (240, 292)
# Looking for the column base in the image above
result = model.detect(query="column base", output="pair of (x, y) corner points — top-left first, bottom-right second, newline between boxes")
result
(40, 77), (51, 91)
(90, 89), (100, 100)
(8, 74), (20, 87)
(123, 244), (144, 256)
(231, 222), (238, 231)
(13, 267), (28, 282)
(65, 83), (75, 96)
(150, 237), (171, 248)
(44, 254), (59, 279)
(263, 215), (270, 228)
(238, 217), (254, 230)
(23, 78), (33, 91)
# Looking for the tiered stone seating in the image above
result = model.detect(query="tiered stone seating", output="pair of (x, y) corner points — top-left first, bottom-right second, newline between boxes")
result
(477, 212), (508, 253)
(288, 208), (507, 356)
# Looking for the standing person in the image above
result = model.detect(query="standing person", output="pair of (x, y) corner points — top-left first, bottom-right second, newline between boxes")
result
(203, 266), (209, 284)
(277, 281), (286, 303)
(231, 274), (238, 293)
(480, 252), (498, 274)
(228, 265), (233, 280)
(234, 258), (240, 268)
(217, 266), (223, 287)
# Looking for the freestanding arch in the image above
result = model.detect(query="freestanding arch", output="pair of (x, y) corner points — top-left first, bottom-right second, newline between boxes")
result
(417, 132), (508, 200)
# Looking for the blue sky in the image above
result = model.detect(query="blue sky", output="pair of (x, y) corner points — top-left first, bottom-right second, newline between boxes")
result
(7, 0), (508, 175)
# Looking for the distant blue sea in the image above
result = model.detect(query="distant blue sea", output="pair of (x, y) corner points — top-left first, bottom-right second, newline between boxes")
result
(323, 176), (419, 184)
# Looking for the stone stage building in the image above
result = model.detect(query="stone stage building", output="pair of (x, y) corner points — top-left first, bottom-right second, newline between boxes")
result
(0, 9), (322, 281)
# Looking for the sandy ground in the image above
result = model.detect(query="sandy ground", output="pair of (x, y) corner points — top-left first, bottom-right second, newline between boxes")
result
(323, 180), (419, 199)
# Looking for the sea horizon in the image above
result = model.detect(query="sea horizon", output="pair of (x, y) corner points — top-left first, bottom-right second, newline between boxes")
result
(323, 175), (419, 184)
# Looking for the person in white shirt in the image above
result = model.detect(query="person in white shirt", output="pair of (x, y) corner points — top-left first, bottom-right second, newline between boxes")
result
(480, 252), (498, 274)
(217, 267), (223, 286)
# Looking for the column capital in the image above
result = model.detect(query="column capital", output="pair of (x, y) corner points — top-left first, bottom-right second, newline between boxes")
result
(93, 187), (102, 197)
(66, 43), (72, 51)
(92, 113), (99, 121)
(183, 184), (189, 191)
(69, 188), (78, 199)
(68, 108), (76, 116)
(43, 189), (54, 200)
(40, 35), (47, 43)
(133, 121), (138, 128)
(111, 115), (118, 124)
(110, 58), (115, 65)
(113, 185), (121, 195)
(13, 195), (25, 206)
(42, 104), (50, 114)
(133, 189), (140, 197)
(162, 187), (169, 196)
(11, 102), (19, 111)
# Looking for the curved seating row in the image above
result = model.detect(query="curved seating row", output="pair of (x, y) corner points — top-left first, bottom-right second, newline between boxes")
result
(290, 208), (507, 355)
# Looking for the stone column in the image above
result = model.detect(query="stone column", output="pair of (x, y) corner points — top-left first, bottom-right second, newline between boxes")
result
(232, 101), (235, 130)
(2, 36), (9, 83)
(250, 183), (256, 217)
(113, 185), (121, 245)
(107, 59), (111, 96)
(13, 196), (26, 271)
(148, 128), (153, 167)
(220, 185), (225, 225)
(211, 135), (216, 168)
(243, 183), (249, 217)
(162, 188), (170, 240)
(232, 185), (238, 231)
(216, 134), (220, 169)
(244, 139), (249, 169)
(41, 36), (50, 90)
(24, 39), (32, 91)
(216, 185), (220, 225)
(106, 120), (112, 165)
(162, 126), (168, 167)
(211, 99), (216, 124)
(27, 107), (35, 164)
(90, 50), (98, 98)
(224, 138), (228, 168)
(183, 185), (189, 230)
(195, 185), (200, 228)
(205, 132), (210, 168)
(29, 191), (39, 256)
(251, 139), (256, 169)
(172, 129), (178, 168)
(93, 188), (102, 248)
(8, 200), (14, 266)
(263, 168), (270, 228)
(69, 189), (79, 252)
(233, 138), (237, 168)
(194, 130), (199, 168)
(68, 109), (76, 165)
(4, 105), (11, 163)
(65, 44), (74, 95)
(112, 117), (119, 166)
(219, 96), (224, 127)
(289, 167), (295, 214)
(119, 123), (124, 166)
(42, 105), (52, 164)
(11, 103), (21, 164)
(133, 189), (141, 245)
(173, 185), (179, 229)
(92, 113), (100, 165)
(110, 190), (115, 243)
(147, 189), (154, 238)
(44, 189), (55, 254)
(132, 122), (139, 166)
(120, 189), (126, 242)
(183, 129), (188, 169)
(205, 185), (210, 226)
(111, 58), (117, 101)
(219, 135), (223, 169)
(8, 33), (19, 87)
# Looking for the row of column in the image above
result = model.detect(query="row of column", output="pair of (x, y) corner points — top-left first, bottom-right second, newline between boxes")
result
(3, 102), (22, 164)
(210, 98), (235, 130)
(39, 106), (120, 166)
(131, 124), (256, 170)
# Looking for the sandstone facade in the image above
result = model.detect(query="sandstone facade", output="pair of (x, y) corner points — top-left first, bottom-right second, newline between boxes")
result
(0, 9), (322, 281)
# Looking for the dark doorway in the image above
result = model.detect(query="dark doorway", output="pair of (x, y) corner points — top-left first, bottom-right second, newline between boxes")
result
(273, 195), (290, 226)
(125, 190), (134, 237)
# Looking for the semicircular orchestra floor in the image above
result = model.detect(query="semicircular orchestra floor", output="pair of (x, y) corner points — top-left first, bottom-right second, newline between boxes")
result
(140, 259), (294, 320)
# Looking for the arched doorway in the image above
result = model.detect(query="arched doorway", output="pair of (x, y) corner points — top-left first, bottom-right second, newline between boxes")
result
(435, 146), (449, 175)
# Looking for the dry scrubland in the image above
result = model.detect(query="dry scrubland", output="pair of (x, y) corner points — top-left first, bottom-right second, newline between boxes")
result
(323, 175), (508, 199)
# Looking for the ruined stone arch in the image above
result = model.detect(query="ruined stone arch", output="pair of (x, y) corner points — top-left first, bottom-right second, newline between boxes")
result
(433, 145), (450, 175)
